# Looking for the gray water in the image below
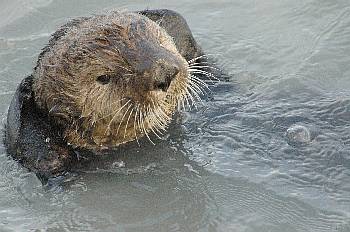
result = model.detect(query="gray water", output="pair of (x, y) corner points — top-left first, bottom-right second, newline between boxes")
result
(1, 0), (350, 231)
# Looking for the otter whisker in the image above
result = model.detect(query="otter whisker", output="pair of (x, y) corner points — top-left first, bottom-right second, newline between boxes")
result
(187, 54), (211, 64)
(188, 69), (220, 83)
(148, 109), (163, 132)
(81, 86), (100, 119)
(189, 81), (204, 97)
(146, 104), (164, 137)
(105, 99), (131, 135)
(182, 88), (192, 111)
(177, 97), (184, 111)
(149, 124), (163, 139)
(150, 109), (164, 131)
(95, 98), (126, 122)
(150, 99), (168, 130)
(189, 70), (220, 85)
(187, 81), (203, 103)
(116, 103), (133, 138)
(133, 104), (140, 146)
(187, 61), (214, 67)
(155, 101), (171, 121)
(147, 117), (162, 139)
(189, 77), (207, 96)
(188, 81), (208, 100)
(136, 104), (145, 139)
(181, 98), (187, 111)
(184, 87), (197, 109)
(188, 64), (220, 72)
(123, 107), (134, 139)
(188, 67), (215, 75)
(184, 94), (192, 111)
(107, 88), (123, 115)
(188, 68), (219, 82)
(140, 106), (155, 145)
(155, 111), (168, 129)
(190, 74), (211, 92)
(175, 82), (191, 111)
(189, 74), (217, 85)
(137, 104), (148, 139)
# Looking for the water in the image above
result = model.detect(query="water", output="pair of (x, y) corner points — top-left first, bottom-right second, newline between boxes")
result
(1, 0), (350, 231)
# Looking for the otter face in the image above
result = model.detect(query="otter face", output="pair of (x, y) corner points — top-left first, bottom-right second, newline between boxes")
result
(33, 12), (204, 149)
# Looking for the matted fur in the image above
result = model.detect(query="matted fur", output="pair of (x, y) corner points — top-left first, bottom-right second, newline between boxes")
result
(32, 11), (195, 149)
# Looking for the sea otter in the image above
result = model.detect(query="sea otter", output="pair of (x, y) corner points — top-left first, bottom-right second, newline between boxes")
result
(5, 9), (210, 182)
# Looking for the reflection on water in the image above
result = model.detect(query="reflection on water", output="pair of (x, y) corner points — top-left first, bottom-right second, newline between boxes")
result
(1, 0), (350, 231)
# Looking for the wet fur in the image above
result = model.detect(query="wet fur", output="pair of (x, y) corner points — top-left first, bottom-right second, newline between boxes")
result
(33, 12), (189, 149)
(5, 9), (213, 181)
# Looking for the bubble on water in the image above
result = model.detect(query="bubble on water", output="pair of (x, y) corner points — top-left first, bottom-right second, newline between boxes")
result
(286, 124), (312, 145)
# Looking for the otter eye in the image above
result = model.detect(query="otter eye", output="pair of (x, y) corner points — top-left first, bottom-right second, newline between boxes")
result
(96, 75), (111, 85)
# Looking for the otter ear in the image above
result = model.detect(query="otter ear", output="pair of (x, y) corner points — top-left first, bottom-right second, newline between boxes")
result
(138, 9), (203, 62)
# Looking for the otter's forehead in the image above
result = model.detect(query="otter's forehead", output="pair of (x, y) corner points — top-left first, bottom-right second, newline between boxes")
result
(61, 12), (170, 45)
(34, 11), (178, 75)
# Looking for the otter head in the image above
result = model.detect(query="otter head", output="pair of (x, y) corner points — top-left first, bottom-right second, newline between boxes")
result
(33, 12), (201, 149)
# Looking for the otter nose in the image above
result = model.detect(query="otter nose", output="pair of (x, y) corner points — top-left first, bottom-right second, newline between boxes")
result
(153, 62), (179, 92)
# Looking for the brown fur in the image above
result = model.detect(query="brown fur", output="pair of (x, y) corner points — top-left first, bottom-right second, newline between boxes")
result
(33, 12), (190, 150)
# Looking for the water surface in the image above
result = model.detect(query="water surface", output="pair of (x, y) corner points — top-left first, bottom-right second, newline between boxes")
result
(1, 0), (350, 231)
